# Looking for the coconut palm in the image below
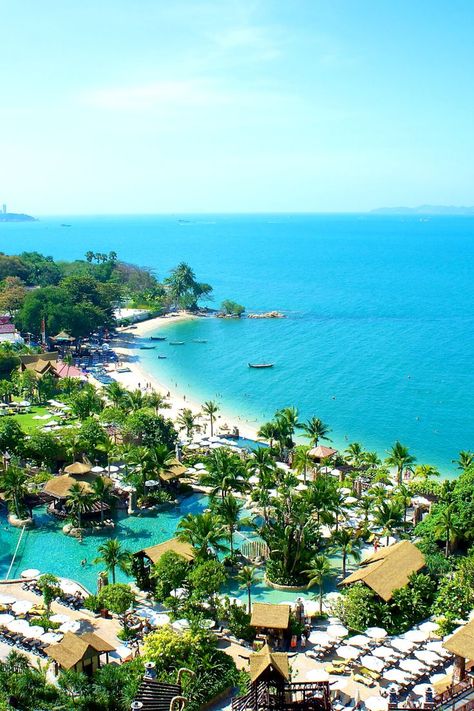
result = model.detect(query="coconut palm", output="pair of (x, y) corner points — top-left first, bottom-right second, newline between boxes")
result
(300, 417), (331, 447)
(434, 502), (461, 557)
(0, 465), (29, 519)
(452, 450), (474, 472)
(304, 555), (332, 615)
(215, 493), (243, 556)
(177, 511), (228, 559)
(104, 381), (129, 409)
(128, 445), (176, 494)
(395, 483), (412, 529)
(247, 447), (277, 487)
(345, 442), (365, 469)
(328, 488), (347, 533)
(201, 400), (219, 437)
(95, 438), (119, 472)
(66, 483), (94, 529)
(236, 565), (258, 613)
(200, 449), (247, 499)
(91, 476), (114, 525)
(176, 408), (201, 438)
(127, 389), (147, 411)
(385, 441), (416, 485)
(362, 451), (382, 478)
(256, 421), (279, 449)
(374, 499), (404, 546)
(412, 464), (440, 481)
(93, 539), (131, 583)
(293, 445), (313, 484)
(145, 391), (171, 414)
(331, 528), (362, 578)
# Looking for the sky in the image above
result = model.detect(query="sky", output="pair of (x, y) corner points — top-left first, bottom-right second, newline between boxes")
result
(1, 0), (474, 214)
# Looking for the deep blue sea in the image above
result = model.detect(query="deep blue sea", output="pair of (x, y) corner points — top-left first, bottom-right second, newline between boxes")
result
(3, 214), (474, 474)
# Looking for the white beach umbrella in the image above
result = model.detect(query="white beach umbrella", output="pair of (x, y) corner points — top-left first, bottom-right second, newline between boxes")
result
(61, 581), (79, 595)
(50, 614), (70, 624)
(372, 646), (398, 660)
(305, 669), (330, 682)
(330, 677), (349, 693)
(308, 631), (332, 647)
(12, 600), (34, 615)
(347, 635), (371, 648)
(186, 443), (200, 451)
(26, 625), (46, 639)
(383, 669), (412, 684)
(248, 475), (259, 485)
(296, 483), (307, 491)
(344, 496), (358, 505)
(0, 614), (14, 625)
(399, 659), (426, 674)
(425, 641), (449, 657)
(327, 624), (348, 639)
(194, 463), (207, 470)
(360, 655), (385, 673)
(418, 621), (439, 635)
(414, 650), (441, 666)
(91, 466), (104, 473)
(276, 462), (290, 471)
(20, 568), (40, 579)
(149, 613), (171, 627)
(7, 619), (30, 634)
(412, 683), (431, 697)
(364, 696), (388, 711)
(185, 468), (197, 474)
(59, 620), (81, 633)
(40, 632), (63, 644)
(145, 479), (160, 487)
(402, 630), (427, 643)
(390, 638), (415, 654)
(335, 645), (360, 660)
(430, 672), (450, 685)
(169, 587), (187, 599)
(107, 465), (119, 473)
(366, 627), (388, 640)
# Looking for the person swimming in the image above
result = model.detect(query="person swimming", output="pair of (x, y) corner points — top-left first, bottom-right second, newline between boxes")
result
(81, 558), (87, 567)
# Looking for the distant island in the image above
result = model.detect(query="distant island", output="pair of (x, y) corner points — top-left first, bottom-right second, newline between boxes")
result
(0, 212), (37, 222)
(372, 205), (474, 215)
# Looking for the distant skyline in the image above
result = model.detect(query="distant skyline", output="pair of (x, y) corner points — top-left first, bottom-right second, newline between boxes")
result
(1, 1), (473, 214)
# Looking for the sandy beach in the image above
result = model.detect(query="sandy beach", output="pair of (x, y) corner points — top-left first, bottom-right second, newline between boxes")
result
(107, 313), (261, 441)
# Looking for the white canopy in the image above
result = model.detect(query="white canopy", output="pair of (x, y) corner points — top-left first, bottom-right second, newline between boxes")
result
(418, 621), (439, 635)
(399, 658), (425, 674)
(50, 613), (70, 624)
(412, 683), (431, 697)
(414, 650), (442, 666)
(0, 594), (17, 605)
(12, 600), (34, 614)
(390, 638), (416, 653)
(364, 696), (388, 711)
(372, 646), (398, 660)
(335, 645), (360, 660)
(360, 655), (385, 673)
(40, 632), (63, 644)
(402, 629), (427, 643)
(327, 624), (348, 639)
(308, 631), (332, 647)
(383, 669), (412, 684)
(59, 620), (81, 633)
(7, 619), (30, 634)
(26, 625), (46, 639)
(346, 634), (371, 648)
(0, 614), (14, 625)
(305, 669), (330, 682)
(20, 568), (40, 579)
(366, 627), (388, 640)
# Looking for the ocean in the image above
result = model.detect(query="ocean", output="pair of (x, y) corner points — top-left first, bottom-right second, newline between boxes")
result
(3, 214), (474, 474)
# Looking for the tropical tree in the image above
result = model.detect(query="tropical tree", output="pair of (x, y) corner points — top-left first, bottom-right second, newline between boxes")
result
(91, 476), (115, 525)
(94, 539), (132, 583)
(0, 465), (29, 519)
(293, 445), (313, 484)
(300, 416), (331, 447)
(374, 499), (404, 546)
(247, 447), (277, 487)
(396, 483), (412, 529)
(201, 400), (219, 437)
(145, 391), (171, 414)
(331, 528), (362, 578)
(127, 388), (147, 411)
(236, 565), (258, 613)
(412, 464), (440, 482)
(176, 408), (201, 438)
(257, 421), (279, 449)
(434, 502), (461, 557)
(37, 573), (60, 614)
(452, 451), (474, 472)
(345, 442), (365, 469)
(104, 381), (129, 409)
(385, 441), (416, 485)
(214, 493), (243, 556)
(177, 511), (228, 559)
(200, 448), (247, 499)
(66, 482), (94, 529)
(304, 555), (332, 615)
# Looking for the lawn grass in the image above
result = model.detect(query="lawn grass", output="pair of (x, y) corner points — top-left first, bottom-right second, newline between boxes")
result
(8, 406), (53, 433)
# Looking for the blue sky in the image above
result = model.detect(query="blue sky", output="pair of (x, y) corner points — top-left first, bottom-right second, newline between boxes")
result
(1, 0), (473, 214)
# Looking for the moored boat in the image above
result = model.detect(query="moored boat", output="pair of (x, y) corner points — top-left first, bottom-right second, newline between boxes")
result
(169, 341), (185, 345)
(140, 345), (156, 350)
(248, 363), (274, 369)
(150, 336), (167, 341)
(192, 339), (207, 343)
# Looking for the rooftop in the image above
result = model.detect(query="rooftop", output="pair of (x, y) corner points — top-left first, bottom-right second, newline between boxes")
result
(249, 643), (290, 682)
(250, 602), (291, 630)
(137, 537), (196, 564)
(45, 631), (114, 669)
(443, 618), (474, 661)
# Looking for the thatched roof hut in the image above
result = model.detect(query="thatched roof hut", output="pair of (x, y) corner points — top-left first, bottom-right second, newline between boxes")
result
(64, 462), (92, 475)
(46, 631), (114, 671)
(249, 643), (289, 683)
(308, 445), (337, 461)
(159, 462), (187, 482)
(340, 540), (425, 601)
(250, 603), (291, 631)
(443, 618), (474, 661)
(136, 537), (195, 565)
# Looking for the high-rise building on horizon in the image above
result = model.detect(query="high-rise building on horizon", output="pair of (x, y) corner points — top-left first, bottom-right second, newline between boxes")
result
(2, 204), (6, 214)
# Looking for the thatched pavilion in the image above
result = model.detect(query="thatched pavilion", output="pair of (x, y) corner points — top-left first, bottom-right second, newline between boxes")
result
(133, 537), (195, 591)
(443, 618), (474, 683)
(250, 603), (291, 649)
(45, 631), (114, 676)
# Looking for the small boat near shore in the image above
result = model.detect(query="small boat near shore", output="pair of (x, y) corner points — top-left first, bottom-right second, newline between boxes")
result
(170, 341), (185, 345)
(150, 336), (167, 341)
(248, 363), (274, 369)
(140, 345), (156, 350)
(158, 355), (167, 359)
(192, 339), (207, 343)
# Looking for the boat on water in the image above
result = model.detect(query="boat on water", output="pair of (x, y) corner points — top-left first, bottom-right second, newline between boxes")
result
(169, 341), (185, 345)
(150, 336), (167, 341)
(192, 339), (207, 343)
(140, 345), (156, 350)
(158, 355), (167, 359)
(248, 363), (274, 369)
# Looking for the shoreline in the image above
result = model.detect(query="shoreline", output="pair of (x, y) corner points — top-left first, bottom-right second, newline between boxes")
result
(109, 313), (262, 441)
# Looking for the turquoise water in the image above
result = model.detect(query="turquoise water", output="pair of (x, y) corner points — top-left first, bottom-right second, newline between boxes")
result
(3, 214), (474, 473)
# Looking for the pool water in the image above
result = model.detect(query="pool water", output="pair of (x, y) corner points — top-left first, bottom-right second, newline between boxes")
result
(0, 496), (345, 603)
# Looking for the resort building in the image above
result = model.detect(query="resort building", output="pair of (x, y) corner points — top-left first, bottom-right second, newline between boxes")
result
(133, 537), (196, 590)
(442, 618), (474, 683)
(45, 631), (114, 676)
(43, 462), (112, 519)
(250, 603), (291, 649)
(0, 315), (23, 344)
(18, 352), (84, 379)
(308, 445), (337, 464)
(340, 540), (425, 601)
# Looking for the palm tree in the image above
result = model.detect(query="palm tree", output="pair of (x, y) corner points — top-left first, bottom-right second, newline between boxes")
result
(328, 488), (347, 533)
(96, 438), (119, 473)
(396, 483), (412, 529)
(200, 449), (247, 499)
(127, 389), (147, 411)
(177, 511), (228, 559)
(331, 528), (362, 578)
(300, 417), (331, 447)
(176, 408), (201, 438)
(93, 539), (131, 583)
(385, 441), (416, 485)
(293, 445), (313, 484)
(345, 442), (365, 469)
(104, 381), (129, 409)
(362, 451), (382, 478)
(236, 565), (258, 613)
(412, 464), (440, 481)
(247, 447), (277, 486)
(452, 450), (474, 472)
(434, 502), (460, 557)
(127, 445), (176, 495)
(257, 421), (279, 449)
(91, 476), (114, 525)
(374, 499), (404, 546)
(201, 400), (219, 437)
(304, 555), (332, 615)
(63, 353), (73, 378)
(66, 483), (94, 529)
(0, 465), (29, 519)
(145, 391), (171, 414)
(215, 493), (243, 556)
